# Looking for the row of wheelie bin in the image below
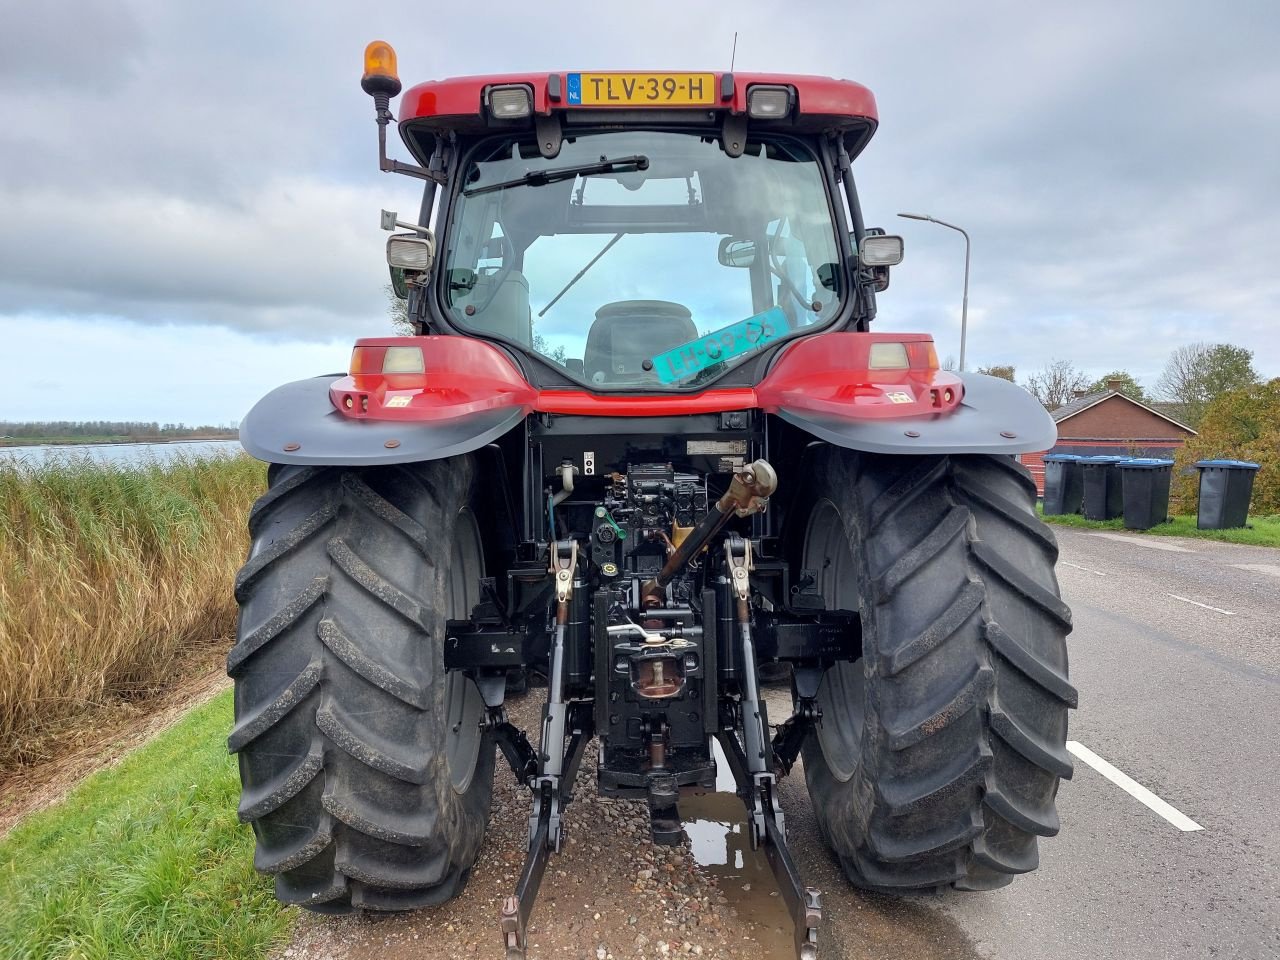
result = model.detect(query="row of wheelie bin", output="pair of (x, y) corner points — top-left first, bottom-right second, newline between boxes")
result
(1042, 455), (1260, 530)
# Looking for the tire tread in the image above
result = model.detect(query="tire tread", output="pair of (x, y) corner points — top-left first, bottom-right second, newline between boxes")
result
(802, 451), (1074, 891)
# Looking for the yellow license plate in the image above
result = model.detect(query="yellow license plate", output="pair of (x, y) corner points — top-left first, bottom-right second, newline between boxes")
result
(566, 72), (716, 106)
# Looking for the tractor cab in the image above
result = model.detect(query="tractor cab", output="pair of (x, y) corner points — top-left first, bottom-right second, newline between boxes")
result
(365, 51), (904, 394)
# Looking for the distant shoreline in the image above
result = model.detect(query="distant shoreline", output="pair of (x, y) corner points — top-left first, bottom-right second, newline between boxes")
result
(0, 434), (239, 448)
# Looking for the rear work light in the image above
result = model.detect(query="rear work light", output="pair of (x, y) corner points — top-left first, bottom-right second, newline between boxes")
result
(487, 84), (533, 119)
(860, 235), (905, 266)
(746, 85), (793, 119)
(386, 233), (435, 272)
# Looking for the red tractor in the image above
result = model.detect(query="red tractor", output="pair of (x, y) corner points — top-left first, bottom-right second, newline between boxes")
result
(230, 42), (1074, 960)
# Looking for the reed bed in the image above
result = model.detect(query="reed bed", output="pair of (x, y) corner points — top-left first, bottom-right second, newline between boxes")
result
(0, 452), (265, 766)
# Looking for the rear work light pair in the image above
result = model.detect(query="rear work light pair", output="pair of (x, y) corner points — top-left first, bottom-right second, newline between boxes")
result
(482, 83), (792, 121)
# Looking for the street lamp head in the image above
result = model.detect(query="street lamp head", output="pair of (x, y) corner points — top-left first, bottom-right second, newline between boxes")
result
(897, 212), (931, 222)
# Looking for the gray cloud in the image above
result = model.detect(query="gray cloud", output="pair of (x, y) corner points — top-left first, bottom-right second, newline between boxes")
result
(0, 3), (147, 92)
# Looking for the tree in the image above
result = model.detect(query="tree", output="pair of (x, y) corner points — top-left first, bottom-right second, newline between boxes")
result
(1173, 378), (1280, 514)
(1156, 343), (1259, 426)
(976, 364), (1016, 382)
(1085, 370), (1147, 403)
(1023, 360), (1089, 410)
(386, 284), (412, 335)
(532, 333), (568, 364)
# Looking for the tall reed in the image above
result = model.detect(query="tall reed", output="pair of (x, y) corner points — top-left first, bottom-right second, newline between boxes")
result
(0, 453), (264, 766)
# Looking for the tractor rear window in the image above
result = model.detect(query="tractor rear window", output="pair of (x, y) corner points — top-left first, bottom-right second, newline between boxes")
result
(441, 131), (844, 388)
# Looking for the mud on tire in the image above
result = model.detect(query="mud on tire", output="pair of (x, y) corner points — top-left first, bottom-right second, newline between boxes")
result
(228, 458), (495, 912)
(795, 448), (1077, 891)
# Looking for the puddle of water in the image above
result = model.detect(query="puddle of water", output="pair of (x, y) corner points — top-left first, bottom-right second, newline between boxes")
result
(681, 740), (796, 958)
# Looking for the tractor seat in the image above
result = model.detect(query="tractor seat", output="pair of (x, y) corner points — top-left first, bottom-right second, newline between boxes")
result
(583, 300), (696, 384)
(452, 270), (533, 347)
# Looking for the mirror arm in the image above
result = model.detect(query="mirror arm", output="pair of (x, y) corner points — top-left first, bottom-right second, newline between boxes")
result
(373, 93), (446, 184)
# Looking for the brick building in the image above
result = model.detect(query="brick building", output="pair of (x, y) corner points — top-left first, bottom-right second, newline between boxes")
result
(1019, 379), (1197, 494)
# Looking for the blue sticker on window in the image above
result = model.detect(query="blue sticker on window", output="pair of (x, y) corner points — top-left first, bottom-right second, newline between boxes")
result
(567, 73), (582, 105)
(650, 307), (788, 385)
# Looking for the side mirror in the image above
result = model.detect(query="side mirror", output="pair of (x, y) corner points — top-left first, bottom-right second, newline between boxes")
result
(718, 237), (757, 268)
(858, 234), (904, 266)
(389, 267), (409, 299)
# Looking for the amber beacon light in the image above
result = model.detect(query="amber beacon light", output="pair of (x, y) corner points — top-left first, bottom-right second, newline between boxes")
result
(361, 41), (401, 96)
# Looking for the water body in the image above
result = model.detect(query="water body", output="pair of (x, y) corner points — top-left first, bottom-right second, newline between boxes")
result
(0, 439), (245, 468)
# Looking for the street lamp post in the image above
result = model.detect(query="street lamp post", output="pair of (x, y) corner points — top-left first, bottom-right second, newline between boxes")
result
(898, 212), (970, 372)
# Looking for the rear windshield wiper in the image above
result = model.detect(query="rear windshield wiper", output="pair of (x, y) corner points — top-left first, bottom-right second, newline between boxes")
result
(463, 155), (649, 197)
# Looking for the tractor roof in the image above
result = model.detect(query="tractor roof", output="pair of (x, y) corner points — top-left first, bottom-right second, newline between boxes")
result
(398, 72), (878, 156)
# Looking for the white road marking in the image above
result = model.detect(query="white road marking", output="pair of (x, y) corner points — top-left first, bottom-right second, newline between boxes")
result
(1088, 532), (1193, 552)
(1066, 741), (1204, 832)
(1061, 561), (1106, 576)
(1167, 594), (1235, 616)
(1232, 563), (1280, 578)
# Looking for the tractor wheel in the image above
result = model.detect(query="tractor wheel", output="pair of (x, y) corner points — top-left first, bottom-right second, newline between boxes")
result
(794, 448), (1076, 891)
(228, 458), (494, 912)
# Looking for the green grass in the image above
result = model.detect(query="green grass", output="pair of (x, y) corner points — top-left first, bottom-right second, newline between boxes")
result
(0, 689), (292, 959)
(1038, 506), (1280, 548)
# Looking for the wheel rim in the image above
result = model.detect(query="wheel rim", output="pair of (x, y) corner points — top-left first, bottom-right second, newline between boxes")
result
(802, 499), (865, 784)
(445, 507), (485, 794)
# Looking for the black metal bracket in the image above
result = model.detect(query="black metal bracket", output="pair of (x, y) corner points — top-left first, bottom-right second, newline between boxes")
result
(771, 707), (818, 778)
(372, 92), (445, 184)
(488, 707), (538, 784)
(771, 665), (824, 778)
(499, 705), (593, 959)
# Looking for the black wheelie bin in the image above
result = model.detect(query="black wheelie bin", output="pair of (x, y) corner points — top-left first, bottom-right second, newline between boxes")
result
(1116, 458), (1174, 530)
(1194, 459), (1261, 529)
(1080, 455), (1128, 521)
(1043, 454), (1085, 515)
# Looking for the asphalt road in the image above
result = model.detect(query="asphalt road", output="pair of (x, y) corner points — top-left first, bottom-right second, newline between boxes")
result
(903, 527), (1280, 960)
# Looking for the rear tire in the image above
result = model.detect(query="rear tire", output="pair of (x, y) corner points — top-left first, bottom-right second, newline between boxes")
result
(794, 448), (1076, 891)
(228, 458), (495, 912)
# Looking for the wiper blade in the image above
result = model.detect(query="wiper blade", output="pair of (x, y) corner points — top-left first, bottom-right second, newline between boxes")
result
(463, 155), (649, 197)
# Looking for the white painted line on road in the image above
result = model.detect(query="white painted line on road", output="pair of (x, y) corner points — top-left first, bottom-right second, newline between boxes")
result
(1167, 594), (1235, 616)
(1232, 563), (1280, 578)
(1066, 741), (1203, 832)
(1061, 561), (1106, 576)
(1089, 532), (1193, 552)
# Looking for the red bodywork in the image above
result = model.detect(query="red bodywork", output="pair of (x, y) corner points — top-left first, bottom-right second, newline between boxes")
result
(330, 335), (963, 424)
(402, 73), (877, 122)
(398, 73), (878, 146)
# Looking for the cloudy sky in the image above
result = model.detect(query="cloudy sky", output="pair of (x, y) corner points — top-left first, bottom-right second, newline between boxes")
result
(2, 1), (1276, 424)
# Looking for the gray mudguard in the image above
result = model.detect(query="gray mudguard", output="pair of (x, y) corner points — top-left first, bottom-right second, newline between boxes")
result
(773, 372), (1056, 455)
(239, 375), (526, 466)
